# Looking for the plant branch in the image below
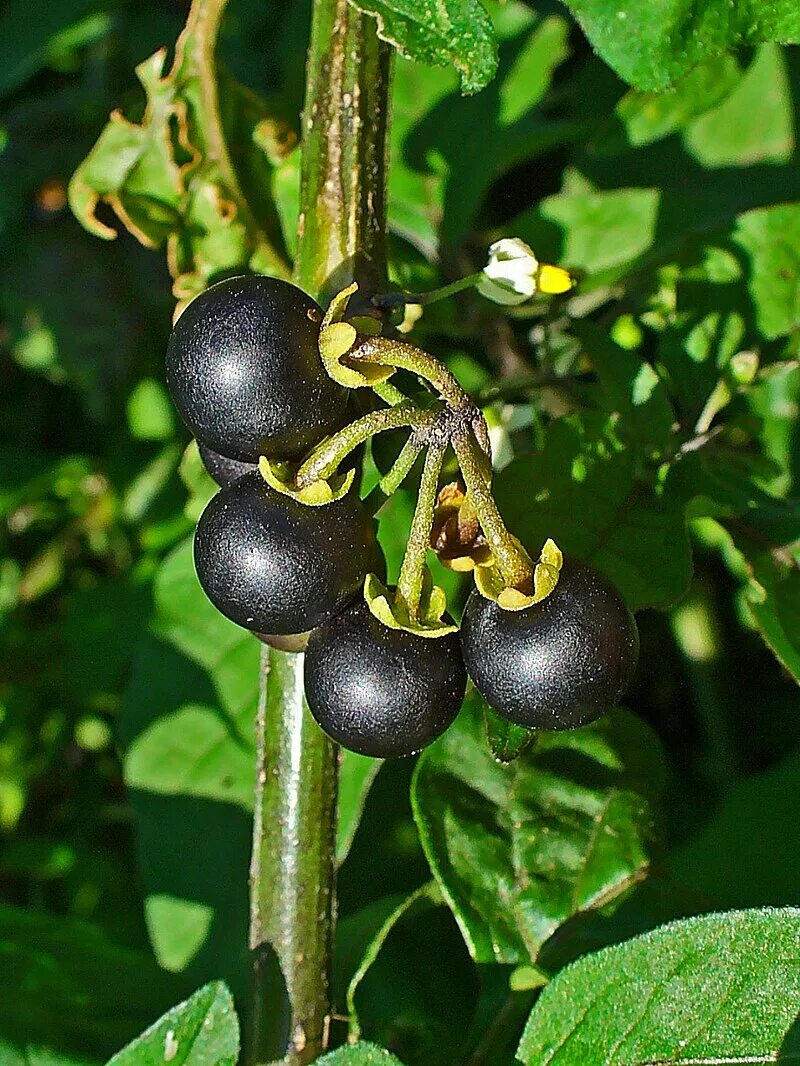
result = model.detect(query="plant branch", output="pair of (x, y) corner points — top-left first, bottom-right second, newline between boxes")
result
(247, 2), (392, 1064)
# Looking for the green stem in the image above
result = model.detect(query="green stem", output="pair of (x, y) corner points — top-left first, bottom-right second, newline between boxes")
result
(372, 272), (484, 309)
(296, 404), (438, 487)
(379, 435), (424, 495)
(372, 379), (408, 406)
(396, 442), (446, 621)
(451, 428), (532, 589)
(246, 2), (391, 1063)
(348, 334), (471, 409)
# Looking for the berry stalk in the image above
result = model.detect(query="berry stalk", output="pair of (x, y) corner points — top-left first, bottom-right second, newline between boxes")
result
(296, 403), (438, 487)
(396, 442), (447, 621)
(451, 426), (533, 590)
(246, 3), (392, 1063)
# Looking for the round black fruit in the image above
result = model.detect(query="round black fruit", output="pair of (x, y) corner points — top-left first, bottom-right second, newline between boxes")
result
(198, 442), (257, 487)
(166, 275), (349, 462)
(304, 598), (466, 757)
(460, 559), (638, 730)
(194, 471), (381, 635)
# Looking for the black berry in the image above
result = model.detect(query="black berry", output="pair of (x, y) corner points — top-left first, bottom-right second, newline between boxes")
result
(304, 598), (466, 757)
(166, 275), (348, 462)
(460, 559), (638, 730)
(194, 471), (380, 635)
(198, 442), (257, 487)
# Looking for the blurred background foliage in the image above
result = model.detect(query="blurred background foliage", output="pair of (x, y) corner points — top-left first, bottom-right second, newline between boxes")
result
(1, 0), (799, 1062)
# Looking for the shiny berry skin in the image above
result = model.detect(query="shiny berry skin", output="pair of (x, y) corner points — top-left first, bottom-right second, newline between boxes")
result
(198, 442), (256, 487)
(460, 559), (638, 730)
(304, 598), (466, 757)
(194, 472), (380, 635)
(166, 275), (349, 462)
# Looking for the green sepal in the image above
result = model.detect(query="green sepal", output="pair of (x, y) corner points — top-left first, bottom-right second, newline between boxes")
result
(364, 573), (458, 638)
(258, 455), (355, 506)
(475, 537), (563, 610)
(318, 283), (394, 388)
(483, 703), (536, 764)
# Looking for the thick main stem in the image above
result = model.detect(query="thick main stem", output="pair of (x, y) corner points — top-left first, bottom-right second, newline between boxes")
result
(247, 3), (391, 1064)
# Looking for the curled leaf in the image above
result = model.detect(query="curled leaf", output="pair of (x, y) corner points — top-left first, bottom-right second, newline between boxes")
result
(68, 0), (288, 301)
(364, 574), (458, 638)
(258, 456), (355, 506)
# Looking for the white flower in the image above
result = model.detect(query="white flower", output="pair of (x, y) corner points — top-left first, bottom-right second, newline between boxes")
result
(477, 237), (574, 305)
(477, 238), (539, 306)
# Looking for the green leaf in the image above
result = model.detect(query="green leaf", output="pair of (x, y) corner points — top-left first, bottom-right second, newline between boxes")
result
(518, 908), (800, 1064)
(341, 883), (479, 1063)
(730, 525), (800, 682)
(571, 320), (675, 450)
(315, 1042), (406, 1065)
(670, 749), (800, 908)
(514, 187), (660, 286)
(107, 981), (239, 1066)
(348, 0), (497, 95)
(560, 0), (800, 91)
(493, 414), (692, 611)
(344, 882), (443, 1037)
(412, 694), (664, 965)
(483, 702), (535, 764)
(733, 202), (800, 340)
(610, 53), (745, 150)
(338, 753), (383, 864)
(0, 904), (184, 1061)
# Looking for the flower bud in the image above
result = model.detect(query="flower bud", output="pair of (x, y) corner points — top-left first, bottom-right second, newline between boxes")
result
(477, 237), (574, 304)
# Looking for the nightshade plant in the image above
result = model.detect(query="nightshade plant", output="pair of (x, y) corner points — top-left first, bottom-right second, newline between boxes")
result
(3, 0), (798, 1063)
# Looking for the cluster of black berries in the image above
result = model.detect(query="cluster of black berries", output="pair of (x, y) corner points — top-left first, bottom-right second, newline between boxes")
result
(166, 276), (638, 758)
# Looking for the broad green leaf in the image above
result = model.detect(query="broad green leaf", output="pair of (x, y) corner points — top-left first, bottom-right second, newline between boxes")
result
(518, 908), (800, 1064)
(733, 202), (800, 340)
(671, 749), (800, 908)
(107, 981), (239, 1066)
(412, 694), (664, 964)
(349, 0), (497, 95)
(493, 414), (692, 610)
(315, 1043), (406, 1065)
(514, 187), (660, 286)
(610, 54), (745, 150)
(344, 882), (443, 1037)
(683, 44), (794, 167)
(560, 0), (800, 91)
(0, 904), (184, 1061)
(341, 883), (478, 1063)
